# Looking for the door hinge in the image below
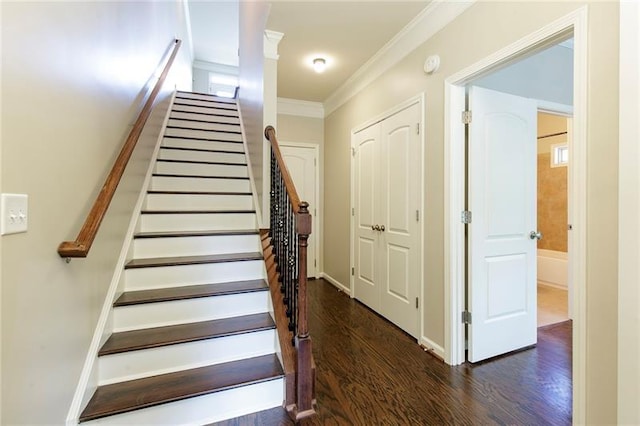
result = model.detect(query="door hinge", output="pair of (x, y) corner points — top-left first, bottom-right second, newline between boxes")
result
(314, 158), (317, 167)
(461, 210), (472, 224)
(415, 297), (419, 309)
(351, 267), (355, 276)
(352, 207), (355, 216)
(416, 210), (420, 222)
(462, 110), (472, 124)
(416, 123), (420, 134)
(462, 310), (472, 324)
(351, 147), (356, 157)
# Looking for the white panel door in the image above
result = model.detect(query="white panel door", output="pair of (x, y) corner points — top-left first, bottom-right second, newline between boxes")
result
(353, 102), (421, 338)
(280, 144), (318, 278)
(468, 86), (538, 362)
(353, 125), (382, 311)
(378, 105), (421, 337)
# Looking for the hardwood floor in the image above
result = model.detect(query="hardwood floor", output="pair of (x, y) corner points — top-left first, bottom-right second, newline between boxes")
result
(216, 278), (572, 426)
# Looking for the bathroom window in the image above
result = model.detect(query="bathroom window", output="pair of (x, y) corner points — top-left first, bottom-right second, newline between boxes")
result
(551, 143), (569, 167)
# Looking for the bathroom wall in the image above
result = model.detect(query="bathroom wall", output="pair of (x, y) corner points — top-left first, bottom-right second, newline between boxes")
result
(537, 112), (568, 252)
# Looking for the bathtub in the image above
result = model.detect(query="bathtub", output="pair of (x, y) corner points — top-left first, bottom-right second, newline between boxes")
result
(537, 249), (568, 289)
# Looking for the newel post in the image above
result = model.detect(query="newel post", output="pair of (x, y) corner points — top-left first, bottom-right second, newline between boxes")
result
(295, 202), (314, 418)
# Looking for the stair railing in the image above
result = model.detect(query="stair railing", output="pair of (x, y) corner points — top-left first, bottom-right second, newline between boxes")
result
(264, 125), (316, 421)
(58, 39), (182, 259)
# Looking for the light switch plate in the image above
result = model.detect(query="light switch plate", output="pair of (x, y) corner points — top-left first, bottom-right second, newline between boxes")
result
(1, 193), (28, 235)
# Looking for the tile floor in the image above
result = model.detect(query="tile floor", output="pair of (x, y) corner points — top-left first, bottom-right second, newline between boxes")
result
(538, 283), (569, 327)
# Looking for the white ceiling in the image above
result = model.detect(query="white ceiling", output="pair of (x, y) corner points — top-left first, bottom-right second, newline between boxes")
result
(188, 1), (430, 102)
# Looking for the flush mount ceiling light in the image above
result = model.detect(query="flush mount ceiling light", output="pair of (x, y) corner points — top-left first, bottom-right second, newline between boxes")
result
(312, 58), (327, 73)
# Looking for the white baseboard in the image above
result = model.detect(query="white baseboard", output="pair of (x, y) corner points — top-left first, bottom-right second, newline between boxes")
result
(419, 336), (445, 361)
(319, 272), (351, 296)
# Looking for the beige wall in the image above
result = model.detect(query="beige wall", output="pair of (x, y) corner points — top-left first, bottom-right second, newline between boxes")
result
(0, 1), (192, 423)
(324, 1), (619, 422)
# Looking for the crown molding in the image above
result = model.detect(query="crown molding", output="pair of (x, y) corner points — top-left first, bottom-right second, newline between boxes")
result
(323, 0), (475, 116)
(277, 97), (325, 119)
(264, 30), (284, 60)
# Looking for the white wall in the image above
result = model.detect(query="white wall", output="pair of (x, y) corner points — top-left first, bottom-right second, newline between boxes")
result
(238, 2), (270, 226)
(0, 1), (192, 423)
(474, 43), (574, 106)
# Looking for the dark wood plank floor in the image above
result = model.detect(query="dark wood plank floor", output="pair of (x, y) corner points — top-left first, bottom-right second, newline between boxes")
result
(216, 278), (572, 426)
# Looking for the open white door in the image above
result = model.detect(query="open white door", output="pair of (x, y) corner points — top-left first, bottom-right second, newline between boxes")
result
(468, 86), (538, 362)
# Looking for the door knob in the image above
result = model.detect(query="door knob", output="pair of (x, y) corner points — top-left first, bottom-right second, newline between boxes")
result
(371, 225), (376, 231)
(380, 225), (385, 232)
(529, 231), (543, 240)
(373, 225), (381, 231)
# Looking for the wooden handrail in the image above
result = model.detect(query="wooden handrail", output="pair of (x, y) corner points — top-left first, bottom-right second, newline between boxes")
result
(58, 39), (182, 258)
(264, 125), (316, 421)
(265, 126), (301, 212)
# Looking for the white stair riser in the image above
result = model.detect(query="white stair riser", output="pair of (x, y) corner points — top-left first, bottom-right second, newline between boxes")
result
(159, 148), (246, 164)
(125, 260), (266, 291)
(176, 93), (237, 103)
(113, 291), (270, 331)
(98, 329), (277, 385)
(171, 104), (239, 117)
(165, 128), (242, 142)
(150, 176), (250, 193)
(162, 137), (244, 152)
(144, 193), (252, 211)
(83, 378), (284, 425)
(174, 98), (238, 110)
(139, 213), (257, 233)
(155, 161), (248, 178)
(170, 111), (239, 125)
(168, 119), (240, 133)
(133, 234), (261, 259)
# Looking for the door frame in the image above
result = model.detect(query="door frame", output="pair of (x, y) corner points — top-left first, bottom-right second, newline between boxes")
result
(350, 93), (425, 342)
(443, 6), (587, 424)
(279, 141), (321, 278)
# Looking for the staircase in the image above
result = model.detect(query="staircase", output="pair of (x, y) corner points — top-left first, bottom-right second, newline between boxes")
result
(79, 92), (285, 424)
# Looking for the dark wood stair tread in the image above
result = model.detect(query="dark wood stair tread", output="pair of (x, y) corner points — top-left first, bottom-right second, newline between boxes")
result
(156, 158), (248, 166)
(79, 354), (282, 422)
(140, 209), (256, 215)
(160, 145), (246, 154)
(114, 279), (268, 306)
(152, 173), (249, 179)
(146, 190), (252, 195)
(125, 252), (263, 269)
(134, 229), (259, 239)
(99, 312), (275, 356)
(177, 91), (237, 102)
(162, 139), (245, 147)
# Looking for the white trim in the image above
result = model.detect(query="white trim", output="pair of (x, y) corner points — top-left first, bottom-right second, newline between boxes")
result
(320, 272), (351, 296)
(323, 0), (474, 116)
(537, 100), (573, 116)
(277, 97), (325, 119)
(419, 336), (445, 361)
(192, 60), (238, 76)
(263, 30), (284, 60)
(443, 7), (587, 424)
(618, 1), (640, 423)
(65, 92), (176, 425)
